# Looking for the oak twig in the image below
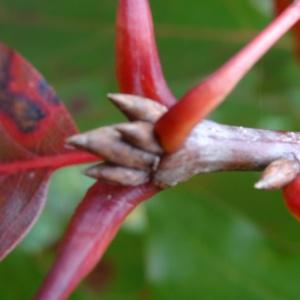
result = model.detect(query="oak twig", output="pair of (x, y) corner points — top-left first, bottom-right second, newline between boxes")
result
(67, 94), (300, 189)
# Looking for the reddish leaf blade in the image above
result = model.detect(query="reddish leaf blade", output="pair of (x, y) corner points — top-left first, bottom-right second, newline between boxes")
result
(274, 0), (300, 59)
(35, 182), (158, 300)
(0, 43), (77, 153)
(0, 44), (79, 260)
(116, 0), (176, 107)
(283, 176), (300, 221)
(0, 171), (51, 260)
(155, 2), (300, 152)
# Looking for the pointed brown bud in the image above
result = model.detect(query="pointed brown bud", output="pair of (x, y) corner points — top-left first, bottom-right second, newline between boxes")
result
(107, 93), (167, 123)
(67, 126), (160, 171)
(117, 121), (163, 154)
(255, 158), (300, 190)
(85, 163), (149, 186)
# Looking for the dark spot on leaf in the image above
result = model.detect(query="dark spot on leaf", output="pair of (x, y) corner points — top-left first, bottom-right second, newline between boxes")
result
(38, 79), (60, 105)
(0, 48), (55, 133)
(0, 94), (46, 133)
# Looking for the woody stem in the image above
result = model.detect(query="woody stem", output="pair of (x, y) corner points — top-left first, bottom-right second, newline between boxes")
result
(155, 120), (300, 187)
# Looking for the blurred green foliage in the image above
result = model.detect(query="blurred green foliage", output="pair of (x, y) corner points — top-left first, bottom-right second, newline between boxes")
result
(1, 0), (300, 299)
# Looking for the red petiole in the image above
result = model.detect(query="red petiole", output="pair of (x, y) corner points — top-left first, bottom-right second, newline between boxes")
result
(0, 150), (99, 174)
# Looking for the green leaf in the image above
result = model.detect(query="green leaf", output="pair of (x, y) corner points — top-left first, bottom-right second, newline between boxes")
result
(146, 183), (300, 300)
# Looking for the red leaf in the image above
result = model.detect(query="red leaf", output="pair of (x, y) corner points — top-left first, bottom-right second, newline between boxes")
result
(0, 44), (77, 151)
(35, 182), (158, 300)
(0, 172), (51, 259)
(0, 44), (79, 260)
(274, 0), (300, 59)
(116, 0), (176, 107)
(283, 175), (300, 221)
(155, 2), (300, 152)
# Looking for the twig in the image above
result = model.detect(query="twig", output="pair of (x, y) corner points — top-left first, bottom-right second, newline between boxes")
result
(67, 94), (300, 189)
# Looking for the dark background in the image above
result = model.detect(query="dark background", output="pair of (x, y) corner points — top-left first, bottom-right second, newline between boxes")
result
(1, 0), (300, 299)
